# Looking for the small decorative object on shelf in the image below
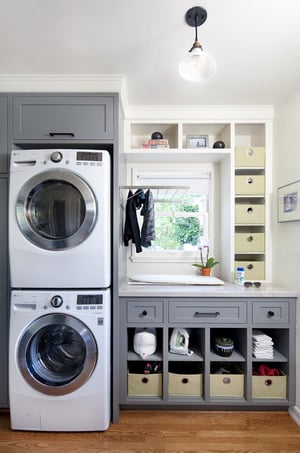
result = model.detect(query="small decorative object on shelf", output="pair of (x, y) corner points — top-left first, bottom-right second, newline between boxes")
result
(215, 337), (234, 357)
(235, 267), (245, 286)
(192, 245), (219, 275)
(151, 132), (163, 140)
(213, 140), (225, 148)
(187, 135), (208, 148)
(142, 132), (169, 149)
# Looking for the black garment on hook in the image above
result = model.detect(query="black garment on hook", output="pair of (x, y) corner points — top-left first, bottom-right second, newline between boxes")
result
(123, 189), (144, 253)
(141, 190), (155, 248)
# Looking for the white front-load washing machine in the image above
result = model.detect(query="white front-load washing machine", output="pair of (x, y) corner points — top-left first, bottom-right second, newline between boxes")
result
(9, 289), (110, 431)
(9, 149), (110, 288)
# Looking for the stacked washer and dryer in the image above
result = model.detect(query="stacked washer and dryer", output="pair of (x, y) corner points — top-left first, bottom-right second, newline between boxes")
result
(8, 149), (111, 431)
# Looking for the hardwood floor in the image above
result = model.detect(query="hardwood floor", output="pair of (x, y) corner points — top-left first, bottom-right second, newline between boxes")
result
(0, 409), (300, 453)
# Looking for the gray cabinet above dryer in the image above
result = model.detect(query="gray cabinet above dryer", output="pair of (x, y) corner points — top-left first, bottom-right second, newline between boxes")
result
(12, 95), (114, 140)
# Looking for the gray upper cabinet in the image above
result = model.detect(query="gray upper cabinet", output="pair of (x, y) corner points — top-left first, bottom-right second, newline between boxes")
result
(12, 95), (114, 140)
(0, 96), (8, 173)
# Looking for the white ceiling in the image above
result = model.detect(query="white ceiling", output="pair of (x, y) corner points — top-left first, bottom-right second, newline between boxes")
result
(1, 0), (300, 107)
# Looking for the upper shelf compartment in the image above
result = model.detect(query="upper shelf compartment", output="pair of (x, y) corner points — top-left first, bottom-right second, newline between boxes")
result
(182, 123), (231, 149)
(129, 122), (232, 150)
(124, 121), (232, 163)
(130, 123), (178, 149)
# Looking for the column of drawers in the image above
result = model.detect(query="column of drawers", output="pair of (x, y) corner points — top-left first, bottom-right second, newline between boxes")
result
(235, 146), (266, 281)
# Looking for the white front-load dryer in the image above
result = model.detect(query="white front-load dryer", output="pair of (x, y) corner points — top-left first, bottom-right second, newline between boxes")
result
(9, 289), (110, 431)
(9, 149), (110, 288)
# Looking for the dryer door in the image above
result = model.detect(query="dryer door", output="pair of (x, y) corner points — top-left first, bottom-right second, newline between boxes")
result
(17, 313), (97, 395)
(16, 169), (97, 250)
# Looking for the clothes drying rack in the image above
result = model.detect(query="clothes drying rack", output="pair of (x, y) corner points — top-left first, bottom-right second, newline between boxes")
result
(120, 185), (190, 202)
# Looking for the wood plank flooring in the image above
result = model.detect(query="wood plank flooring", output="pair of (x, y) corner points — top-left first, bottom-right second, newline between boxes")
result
(0, 409), (300, 453)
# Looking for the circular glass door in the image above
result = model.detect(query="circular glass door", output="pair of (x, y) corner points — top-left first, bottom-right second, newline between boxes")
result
(17, 313), (98, 396)
(16, 170), (97, 250)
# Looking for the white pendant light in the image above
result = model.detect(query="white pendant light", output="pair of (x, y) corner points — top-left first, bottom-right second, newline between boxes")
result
(178, 6), (216, 82)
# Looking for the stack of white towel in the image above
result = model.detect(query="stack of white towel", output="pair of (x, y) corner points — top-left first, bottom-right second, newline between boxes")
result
(252, 330), (274, 359)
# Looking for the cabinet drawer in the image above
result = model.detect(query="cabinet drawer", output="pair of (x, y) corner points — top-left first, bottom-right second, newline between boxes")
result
(127, 300), (163, 323)
(13, 96), (114, 140)
(235, 233), (265, 253)
(128, 373), (162, 397)
(235, 260), (265, 280)
(235, 146), (265, 168)
(235, 175), (265, 196)
(210, 374), (244, 397)
(169, 373), (203, 397)
(169, 301), (247, 324)
(252, 301), (289, 324)
(235, 204), (265, 224)
(252, 374), (286, 399)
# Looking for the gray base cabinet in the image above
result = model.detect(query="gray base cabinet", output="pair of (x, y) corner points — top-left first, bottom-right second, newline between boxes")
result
(0, 178), (8, 406)
(120, 297), (296, 409)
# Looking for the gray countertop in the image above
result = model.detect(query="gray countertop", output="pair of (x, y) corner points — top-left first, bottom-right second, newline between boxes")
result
(119, 280), (298, 298)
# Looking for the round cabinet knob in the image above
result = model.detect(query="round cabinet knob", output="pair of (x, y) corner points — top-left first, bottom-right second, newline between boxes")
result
(50, 151), (63, 163)
(50, 295), (63, 308)
(247, 177), (253, 184)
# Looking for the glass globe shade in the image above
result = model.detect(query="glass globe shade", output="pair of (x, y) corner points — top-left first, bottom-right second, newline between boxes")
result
(178, 47), (216, 81)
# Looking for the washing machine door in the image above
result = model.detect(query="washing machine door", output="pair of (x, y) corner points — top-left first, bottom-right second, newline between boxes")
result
(16, 169), (97, 250)
(17, 313), (98, 396)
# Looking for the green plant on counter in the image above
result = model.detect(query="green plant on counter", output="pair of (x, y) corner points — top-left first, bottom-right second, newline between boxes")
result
(192, 245), (219, 269)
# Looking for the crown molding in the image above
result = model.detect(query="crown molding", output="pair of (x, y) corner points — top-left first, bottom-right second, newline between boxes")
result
(0, 73), (128, 111)
(124, 104), (274, 121)
(0, 74), (274, 120)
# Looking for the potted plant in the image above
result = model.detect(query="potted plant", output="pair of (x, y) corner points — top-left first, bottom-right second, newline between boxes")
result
(192, 245), (219, 276)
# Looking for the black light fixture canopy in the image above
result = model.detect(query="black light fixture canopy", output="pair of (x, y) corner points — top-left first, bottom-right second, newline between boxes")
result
(185, 6), (207, 28)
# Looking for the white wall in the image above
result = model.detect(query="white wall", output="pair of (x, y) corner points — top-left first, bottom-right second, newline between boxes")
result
(273, 87), (300, 414)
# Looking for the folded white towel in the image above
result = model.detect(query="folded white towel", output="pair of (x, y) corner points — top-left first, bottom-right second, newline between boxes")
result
(252, 330), (273, 342)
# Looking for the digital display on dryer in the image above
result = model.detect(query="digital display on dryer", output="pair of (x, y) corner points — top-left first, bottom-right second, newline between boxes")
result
(77, 295), (103, 305)
(76, 151), (103, 162)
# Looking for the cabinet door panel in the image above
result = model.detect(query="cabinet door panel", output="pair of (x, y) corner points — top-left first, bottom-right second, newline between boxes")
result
(0, 178), (8, 406)
(0, 97), (8, 173)
(13, 96), (114, 140)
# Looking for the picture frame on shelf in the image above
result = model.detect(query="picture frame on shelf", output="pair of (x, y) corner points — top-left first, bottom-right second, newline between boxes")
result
(186, 135), (208, 149)
(277, 180), (300, 222)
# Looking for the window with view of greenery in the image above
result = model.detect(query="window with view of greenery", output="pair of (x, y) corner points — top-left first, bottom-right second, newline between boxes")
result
(150, 195), (206, 251)
(129, 163), (212, 261)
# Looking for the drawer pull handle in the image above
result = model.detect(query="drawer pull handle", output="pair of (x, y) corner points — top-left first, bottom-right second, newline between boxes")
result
(49, 132), (75, 137)
(247, 235), (253, 242)
(194, 311), (220, 317)
(223, 377), (231, 385)
(247, 264), (253, 270)
(268, 310), (275, 317)
(182, 378), (189, 384)
(142, 310), (148, 317)
(247, 148), (254, 156)
(247, 177), (253, 184)
(247, 207), (253, 214)
(142, 377), (149, 384)
(264, 379), (273, 386)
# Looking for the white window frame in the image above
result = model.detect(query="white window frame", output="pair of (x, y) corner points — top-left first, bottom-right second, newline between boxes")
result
(126, 163), (215, 263)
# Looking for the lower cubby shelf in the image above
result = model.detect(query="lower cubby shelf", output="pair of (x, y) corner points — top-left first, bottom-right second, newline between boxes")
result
(120, 296), (296, 408)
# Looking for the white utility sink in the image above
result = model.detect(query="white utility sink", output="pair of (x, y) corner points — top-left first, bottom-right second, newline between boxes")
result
(129, 274), (224, 285)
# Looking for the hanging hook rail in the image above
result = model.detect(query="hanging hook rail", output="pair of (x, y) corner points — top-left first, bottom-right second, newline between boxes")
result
(120, 185), (190, 202)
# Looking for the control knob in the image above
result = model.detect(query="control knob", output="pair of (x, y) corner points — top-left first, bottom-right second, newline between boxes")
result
(51, 295), (63, 308)
(50, 151), (63, 163)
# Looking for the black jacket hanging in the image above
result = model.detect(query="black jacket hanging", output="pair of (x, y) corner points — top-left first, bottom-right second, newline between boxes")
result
(123, 190), (144, 253)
